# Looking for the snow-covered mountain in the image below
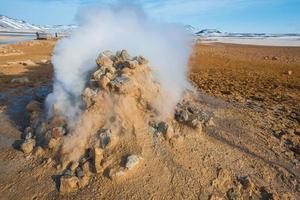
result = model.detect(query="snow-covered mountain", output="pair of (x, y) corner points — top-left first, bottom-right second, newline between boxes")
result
(0, 15), (42, 32)
(184, 25), (197, 33)
(0, 15), (76, 33)
(196, 29), (223, 36)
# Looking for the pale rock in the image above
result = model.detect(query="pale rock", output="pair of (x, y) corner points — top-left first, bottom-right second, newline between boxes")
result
(125, 155), (140, 170)
(109, 167), (126, 180)
(59, 176), (79, 194)
(33, 146), (45, 157)
(20, 60), (37, 66)
(96, 53), (113, 68)
(93, 69), (106, 80)
(48, 138), (60, 150)
(165, 125), (175, 139)
(99, 76), (111, 89)
(82, 161), (92, 176)
(10, 77), (29, 84)
(82, 87), (97, 108)
(20, 139), (36, 154)
(51, 127), (65, 139)
(135, 56), (148, 65)
(24, 127), (33, 140)
(117, 50), (130, 61)
(70, 161), (79, 171)
(124, 60), (139, 69)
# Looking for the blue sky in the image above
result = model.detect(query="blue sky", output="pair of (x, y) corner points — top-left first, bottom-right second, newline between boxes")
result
(0, 0), (300, 33)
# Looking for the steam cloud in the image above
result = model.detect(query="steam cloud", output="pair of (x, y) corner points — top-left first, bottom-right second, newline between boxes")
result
(46, 3), (192, 123)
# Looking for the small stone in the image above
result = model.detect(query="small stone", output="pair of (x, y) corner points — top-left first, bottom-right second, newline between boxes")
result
(52, 127), (65, 139)
(157, 122), (169, 134)
(64, 170), (73, 176)
(102, 50), (113, 58)
(135, 56), (148, 65)
(48, 138), (60, 150)
(26, 100), (41, 113)
(70, 161), (79, 171)
(24, 127), (33, 140)
(271, 56), (278, 60)
(99, 76), (111, 89)
(82, 87), (97, 108)
(40, 59), (48, 64)
(170, 135), (184, 147)
(82, 161), (92, 176)
(76, 167), (84, 178)
(93, 69), (106, 80)
(125, 155), (140, 170)
(20, 139), (36, 154)
(59, 176), (79, 194)
(165, 125), (175, 139)
(109, 167), (126, 180)
(117, 50), (130, 61)
(20, 60), (37, 66)
(98, 129), (115, 148)
(11, 77), (30, 84)
(124, 60), (139, 69)
(33, 146), (45, 157)
(287, 70), (293, 75)
(96, 53), (113, 68)
(79, 176), (90, 188)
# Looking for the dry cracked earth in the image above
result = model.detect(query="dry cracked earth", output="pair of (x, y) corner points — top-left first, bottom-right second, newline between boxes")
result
(0, 40), (299, 199)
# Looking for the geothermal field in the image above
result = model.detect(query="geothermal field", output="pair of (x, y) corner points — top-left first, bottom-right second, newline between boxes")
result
(0, 7), (300, 200)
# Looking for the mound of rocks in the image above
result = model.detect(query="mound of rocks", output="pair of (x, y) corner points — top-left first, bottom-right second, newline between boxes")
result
(19, 49), (204, 194)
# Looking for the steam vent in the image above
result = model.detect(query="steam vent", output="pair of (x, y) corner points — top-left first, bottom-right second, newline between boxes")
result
(20, 50), (205, 194)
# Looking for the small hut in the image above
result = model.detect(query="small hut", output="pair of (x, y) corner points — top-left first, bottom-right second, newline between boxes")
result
(36, 32), (52, 40)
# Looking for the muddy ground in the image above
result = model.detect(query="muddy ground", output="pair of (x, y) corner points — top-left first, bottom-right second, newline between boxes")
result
(0, 40), (299, 199)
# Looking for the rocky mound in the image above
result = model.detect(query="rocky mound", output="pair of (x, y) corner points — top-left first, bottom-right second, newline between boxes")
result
(19, 50), (203, 194)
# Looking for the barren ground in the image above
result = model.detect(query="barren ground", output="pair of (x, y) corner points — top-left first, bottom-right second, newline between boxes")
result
(0, 40), (299, 199)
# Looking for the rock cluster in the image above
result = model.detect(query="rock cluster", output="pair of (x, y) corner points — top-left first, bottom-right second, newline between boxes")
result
(19, 49), (204, 195)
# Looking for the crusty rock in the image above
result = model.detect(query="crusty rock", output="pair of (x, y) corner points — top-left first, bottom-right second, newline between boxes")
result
(59, 176), (79, 194)
(109, 167), (126, 180)
(99, 76), (111, 89)
(125, 155), (140, 170)
(135, 56), (148, 65)
(52, 127), (66, 139)
(48, 138), (61, 150)
(93, 69), (106, 80)
(124, 60), (139, 69)
(93, 148), (103, 173)
(96, 53), (113, 68)
(82, 87), (97, 108)
(20, 139), (36, 154)
(117, 50), (130, 61)
(98, 129), (113, 148)
(70, 161), (79, 172)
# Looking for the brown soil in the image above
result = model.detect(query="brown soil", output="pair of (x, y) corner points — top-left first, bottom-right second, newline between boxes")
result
(0, 40), (299, 199)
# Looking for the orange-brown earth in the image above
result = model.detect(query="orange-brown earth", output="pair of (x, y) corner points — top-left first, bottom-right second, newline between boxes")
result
(0, 40), (299, 199)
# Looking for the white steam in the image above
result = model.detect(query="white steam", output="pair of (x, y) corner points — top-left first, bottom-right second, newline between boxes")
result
(46, 4), (192, 122)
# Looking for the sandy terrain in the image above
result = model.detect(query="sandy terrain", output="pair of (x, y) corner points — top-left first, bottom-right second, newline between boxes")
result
(0, 40), (299, 199)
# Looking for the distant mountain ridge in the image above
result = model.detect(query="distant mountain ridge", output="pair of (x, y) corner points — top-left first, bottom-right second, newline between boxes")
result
(0, 15), (76, 33)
